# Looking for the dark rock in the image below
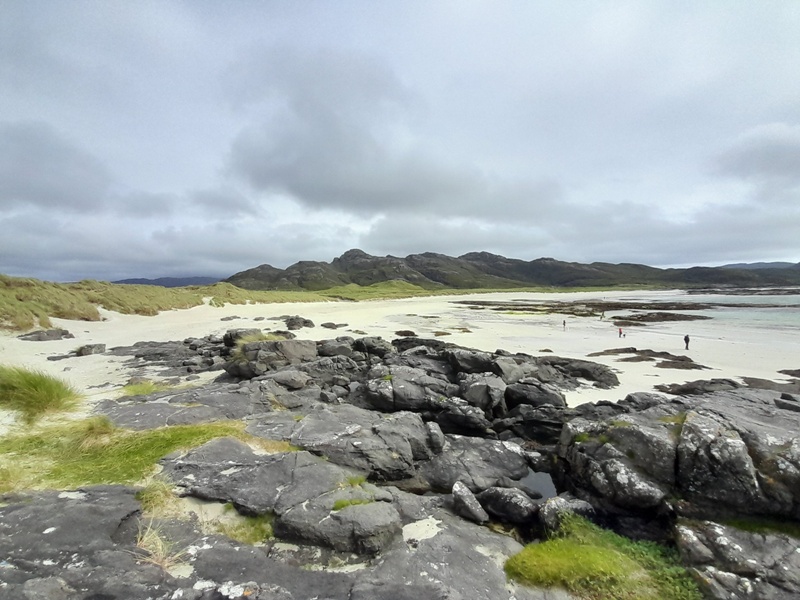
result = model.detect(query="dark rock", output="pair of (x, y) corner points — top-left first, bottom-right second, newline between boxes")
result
(364, 366), (455, 413)
(17, 328), (74, 341)
(459, 373), (506, 413)
(536, 356), (620, 389)
(222, 328), (261, 346)
(451, 481), (490, 524)
(75, 343), (106, 356)
(556, 389), (800, 521)
(676, 519), (800, 599)
(444, 348), (494, 374)
(284, 315), (315, 330)
(354, 510), (551, 600)
(317, 336), (355, 357)
(655, 378), (741, 395)
(417, 435), (530, 493)
(475, 487), (539, 523)
(506, 379), (566, 409)
(246, 404), (439, 480)
(538, 495), (596, 534)
(354, 336), (396, 358)
(435, 398), (493, 435)
(394, 330), (417, 337)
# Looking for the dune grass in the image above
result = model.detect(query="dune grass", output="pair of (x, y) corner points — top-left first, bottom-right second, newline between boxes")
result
(505, 514), (701, 600)
(0, 275), (330, 331)
(0, 366), (81, 424)
(0, 417), (296, 492)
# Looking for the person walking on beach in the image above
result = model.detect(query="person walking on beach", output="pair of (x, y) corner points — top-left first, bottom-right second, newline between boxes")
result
(618, 327), (623, 338)
(563, 320), (566, 331)
(684, 335), (690, 350)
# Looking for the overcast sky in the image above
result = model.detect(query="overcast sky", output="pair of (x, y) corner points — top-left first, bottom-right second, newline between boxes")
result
(2, 1), (800, 282)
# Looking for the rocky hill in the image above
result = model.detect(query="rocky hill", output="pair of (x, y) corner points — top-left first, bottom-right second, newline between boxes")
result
(225, 249), (800, 291)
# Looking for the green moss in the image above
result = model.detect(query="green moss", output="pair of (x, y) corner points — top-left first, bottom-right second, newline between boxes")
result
(722, 516), (800, 539)
(0, 418), (291, 491)
(505, 514), (702, 600)
(346, 474), (367, 487)
(332, 498), (373, 511)
(0, 366), (81, 424)
(574, 432), (591, 443)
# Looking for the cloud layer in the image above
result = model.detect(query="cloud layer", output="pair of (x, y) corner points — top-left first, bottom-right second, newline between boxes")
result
(2, 2), (799, 281)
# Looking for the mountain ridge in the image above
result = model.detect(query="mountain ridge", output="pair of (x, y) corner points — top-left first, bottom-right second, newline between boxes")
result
(224, 250), (800, 291)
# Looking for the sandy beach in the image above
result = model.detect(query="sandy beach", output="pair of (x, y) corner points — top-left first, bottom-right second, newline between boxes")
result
(2, 290), (799, 428)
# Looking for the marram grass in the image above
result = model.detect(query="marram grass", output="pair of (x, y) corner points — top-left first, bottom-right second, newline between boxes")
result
(505, 514), (702, 600)
(0, 366), (81, 424)
(0, 417), (296, 492)
(0, 274), (330, 331)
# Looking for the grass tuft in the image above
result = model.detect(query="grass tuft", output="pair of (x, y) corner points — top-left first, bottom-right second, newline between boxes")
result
(136, 477), (178, 514)
(332, 498), (373, 511)
(0, 419), (294, 491)
(135, 520), (187, 570)
(213, 511), (274, 545)
(505, 513), (702, 600)
(122, 380), (173, 397)
(0, 366), (81, 424)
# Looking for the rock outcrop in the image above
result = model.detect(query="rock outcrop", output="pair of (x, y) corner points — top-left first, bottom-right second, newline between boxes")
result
(8, 331), (799, 599)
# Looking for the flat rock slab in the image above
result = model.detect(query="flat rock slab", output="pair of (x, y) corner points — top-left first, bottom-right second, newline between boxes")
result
(358, 509), (578, 600)
(417, 434), (530, 493)
(95, 384), (266, 429)
(246, 403), (440, 480)
(161, 438), (401, 554)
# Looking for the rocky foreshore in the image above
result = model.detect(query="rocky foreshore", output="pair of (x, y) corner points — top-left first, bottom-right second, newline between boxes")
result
(2, 329), (800, 599)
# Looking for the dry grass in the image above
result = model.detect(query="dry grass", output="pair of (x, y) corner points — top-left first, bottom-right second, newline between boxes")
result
(0, 275), (330, 331)
(0, 366), (81, 425)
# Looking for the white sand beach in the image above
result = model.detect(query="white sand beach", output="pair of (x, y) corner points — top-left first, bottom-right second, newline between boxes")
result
(1, 290), (799, 429)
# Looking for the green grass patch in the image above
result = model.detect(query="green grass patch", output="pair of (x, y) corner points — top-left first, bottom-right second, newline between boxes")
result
(332, 498), (374, 511)
(722, 516), (800, 539)
(0, 366), (81, 424)
(136, 477), (178, 514)
(505, 514), (702, 600)
(346, 474), (367, 487)
(0, 417), (295, 491)
(213, 511), (274, 545)
(122, 380), (174, 396)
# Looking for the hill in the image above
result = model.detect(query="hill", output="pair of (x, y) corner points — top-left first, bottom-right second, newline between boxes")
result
(225, 250), (800, 291)
(112, 276), (221, 287)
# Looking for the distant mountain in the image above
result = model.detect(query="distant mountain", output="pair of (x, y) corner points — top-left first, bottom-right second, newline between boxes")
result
(113, 276), (221, 288)
(225, 250), (800, 291)
(721, 262), (797, 270)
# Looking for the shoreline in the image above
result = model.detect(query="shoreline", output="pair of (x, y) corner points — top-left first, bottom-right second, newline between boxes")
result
(1, 289), (798, 430)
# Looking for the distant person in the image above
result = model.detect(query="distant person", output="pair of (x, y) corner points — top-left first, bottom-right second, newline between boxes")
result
(618, 327), (623, 338)
(684, 335), (690, 350)
(563, 319), (566, 331)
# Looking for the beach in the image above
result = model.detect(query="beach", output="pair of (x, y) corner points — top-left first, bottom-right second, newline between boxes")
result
(1, 289), (799, 428)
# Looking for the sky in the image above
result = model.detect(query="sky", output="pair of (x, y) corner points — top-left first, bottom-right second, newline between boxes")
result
(2, 1), (800, 282)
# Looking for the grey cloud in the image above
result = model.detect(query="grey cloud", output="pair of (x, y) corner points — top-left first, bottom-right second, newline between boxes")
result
(226, 48), (562, 221)
(714, 123), (800, 183)
(0, 121), (113, 213)
(191, 187), (257, 216)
